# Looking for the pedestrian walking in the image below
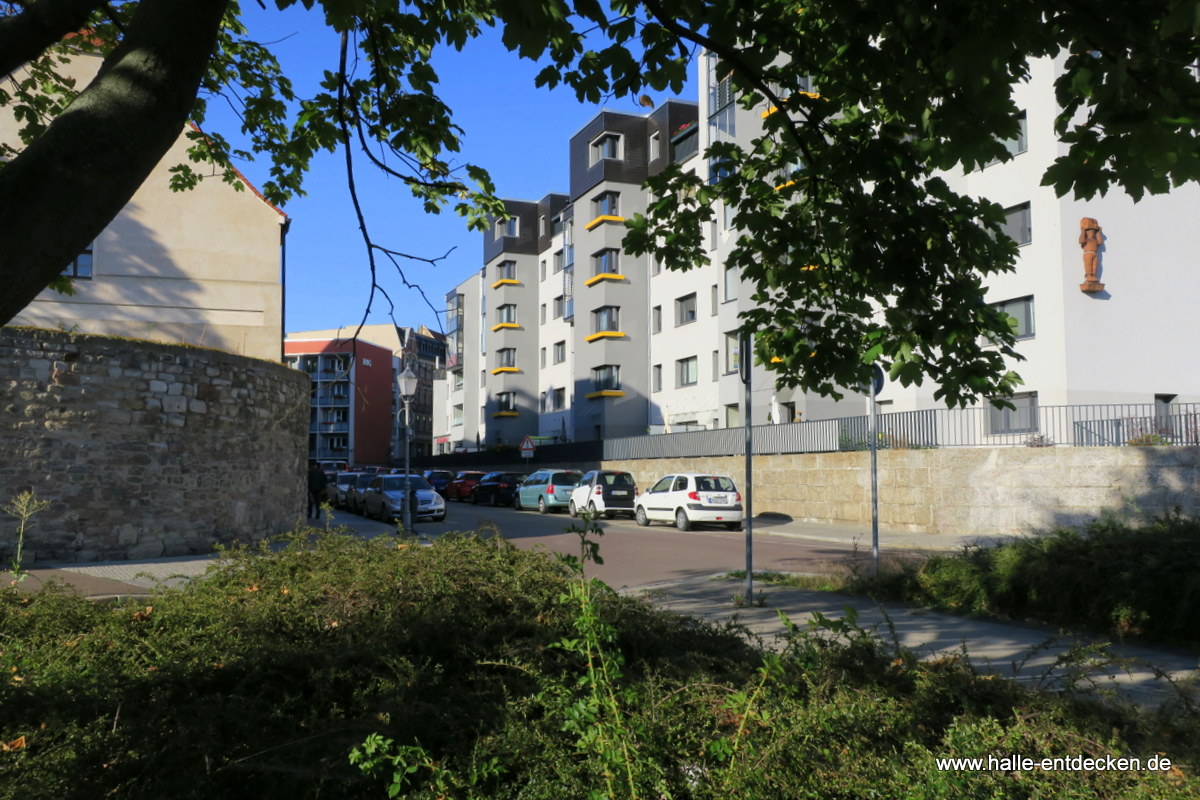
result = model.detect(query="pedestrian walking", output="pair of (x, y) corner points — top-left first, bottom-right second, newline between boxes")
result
(307, 461), (329, 520)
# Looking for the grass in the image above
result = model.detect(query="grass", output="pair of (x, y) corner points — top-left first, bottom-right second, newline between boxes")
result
(1, 524), (1197, 799)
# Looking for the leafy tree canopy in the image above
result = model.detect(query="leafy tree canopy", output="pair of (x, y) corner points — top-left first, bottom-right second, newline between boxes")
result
(2, 0), (1198, 405)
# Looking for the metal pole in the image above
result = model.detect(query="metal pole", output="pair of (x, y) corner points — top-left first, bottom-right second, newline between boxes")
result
(403, 396), (412, 535)
(741, 331), (753, 602)
(869, 378), (879, 575)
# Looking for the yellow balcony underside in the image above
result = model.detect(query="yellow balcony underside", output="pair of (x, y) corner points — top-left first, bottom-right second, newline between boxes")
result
(584, 272), (626, 287)
(491, 367), (519, 375)
(490, 323), (521, 332)
(491, 278), (521, 289)
(584, 214), (626, 231)
(761, 92), (822, 118)
(584, 330), (625, 343)
(585, 390), (625, 399)
(491, 411), (519, 418)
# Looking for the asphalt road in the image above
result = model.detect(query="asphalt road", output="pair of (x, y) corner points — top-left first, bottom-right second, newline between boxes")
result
(335, 500), (874, 590)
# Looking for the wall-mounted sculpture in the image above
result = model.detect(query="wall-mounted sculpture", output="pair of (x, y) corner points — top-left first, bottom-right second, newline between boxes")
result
(1079, 217), (1105, 293)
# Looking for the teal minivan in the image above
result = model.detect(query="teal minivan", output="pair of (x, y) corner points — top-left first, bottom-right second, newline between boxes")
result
(514, 469), (584, 514)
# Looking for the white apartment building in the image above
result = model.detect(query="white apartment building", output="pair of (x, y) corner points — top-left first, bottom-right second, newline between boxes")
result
(433, 51), (1200, 453)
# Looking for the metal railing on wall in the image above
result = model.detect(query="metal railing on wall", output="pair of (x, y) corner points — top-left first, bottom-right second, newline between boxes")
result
(604, 403), (1200, 460)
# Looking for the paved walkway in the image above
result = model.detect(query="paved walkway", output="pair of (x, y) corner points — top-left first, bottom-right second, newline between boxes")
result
(16, 514), (1199, 709)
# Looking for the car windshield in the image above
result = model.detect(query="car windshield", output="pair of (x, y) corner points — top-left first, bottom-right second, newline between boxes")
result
(381, 476), (433, 491)
(550, 472), (580, 484)
(600, 472), (634, 486)
(694, 476), (736, 493)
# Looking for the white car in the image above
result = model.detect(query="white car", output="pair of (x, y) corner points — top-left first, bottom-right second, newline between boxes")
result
(568, 470), (639, 519)
(634, 473), (743, 531)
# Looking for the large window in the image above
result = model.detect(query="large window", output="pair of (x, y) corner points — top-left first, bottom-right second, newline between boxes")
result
(652, 364), (662, 392)
(497, 260), (517, 280)
(452, 404), (464, 426)
(495, 217), (518, 238)
(497, 392), (517, 412)
(724, 332), (741, 374)
(593, 248), (620, 276)
(993, 296), (1035, 340)
(452, 370), (463, 390)
(676, 356), (699, 387)
(652, 305), (662, 334)
(553, 249), (565, 273)
(552, 388), (566, 411)
(553, 341), (566, 363)
(989, 392), (1038, 434)
(590, 132), (622, 163)
(1001, 202), (1032, 246)
(496, 304), (518, 324)
(592, 305), (620, 333)
(553, 295), (565, 319)
(497, 348), (517, 368)
(987, 110), (1029, 166)
(592, 365), (621, 392)
(592, 191), (620, 217)
(675, 293), (698, 326)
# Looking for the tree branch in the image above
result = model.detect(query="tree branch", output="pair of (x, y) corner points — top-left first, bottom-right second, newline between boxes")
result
(0, 0), (108, 77)
(0, 0), (230, 324)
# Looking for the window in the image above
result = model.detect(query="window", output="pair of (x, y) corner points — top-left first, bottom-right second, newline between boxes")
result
(495, 217), (518, 239)
(652, 257), (662, 276)
(712, 350), (720, 381)
(590, 132), (622, 163)
(480, 369), (486, 387)
(649, 131), (661, 160)
(540, 303), (547, 324)
(989, 392), (1038, 434)
(540, 347), (547, 368)
(676, 356), (699, 387)
(497, 260), (516, 280)
(496, 304), (518, 324)
(549, 296), (562, 319)
(651, 305), (662, 334)
(539, 215), (547, 236)
(650, 364), (662, 392)
(593, 248), (620, 276)
(592, 305), (620, 333)
(553, 250), (564, 273)
(498, 392), (517, 412)
(497, 348), (516, 368)
(724, 265), (738, 300)
(553, 341), (566, 363)
(592, 365), (620, 392)
(592, 191), (620, 217)
(987, 110), (1028, 166)
(552, 388), (566, 411)
(452, 404), (464, 426)
(675, 293), (697, 326)
(540, 260), (547, 281)
(711, 284), (719, 315)
(63, 242), (94, 279)
(725, 404), (741, 428)
(1001, 202), (1032, 246)
(724, 332), (741, 374)
(993, 296), (1035, 339)
(452, 370), (463, 391)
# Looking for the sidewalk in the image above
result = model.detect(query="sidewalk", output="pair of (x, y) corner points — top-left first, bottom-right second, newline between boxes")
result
(15, 514), (1198, 709)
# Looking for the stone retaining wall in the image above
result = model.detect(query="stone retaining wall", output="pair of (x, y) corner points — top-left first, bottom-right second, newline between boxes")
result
(603, 446), (1200, 537)
(1, 327), (309, 563)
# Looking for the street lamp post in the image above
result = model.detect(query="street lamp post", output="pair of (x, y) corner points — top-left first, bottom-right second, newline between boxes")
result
(397, 366), (418, 534)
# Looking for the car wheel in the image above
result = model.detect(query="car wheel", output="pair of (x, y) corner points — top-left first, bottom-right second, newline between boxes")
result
(725, 522), (742, 531)
(568, 500), (578, 517)
(675, 509), (692, 531)
(635, 506), (650, 527)
(514, 493), (523, 511)
(538, 496), (548, 514)
(587, 501), (598, 518)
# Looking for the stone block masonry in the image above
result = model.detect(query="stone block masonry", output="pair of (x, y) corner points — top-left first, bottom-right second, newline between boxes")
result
(603, 445), (1200, 538)
(0, 327), (310, 563)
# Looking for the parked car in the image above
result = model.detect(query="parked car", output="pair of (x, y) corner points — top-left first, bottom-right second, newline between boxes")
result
(423, 470), (456, 497)
(515, 469), (584, 513)
(569, 470), (638, 519)
(470, 472), (527, 506)
(362, 474), (446, 522)
(346, 472), (378, 514)
(445, 471), (486, 501)
(329, 471), (362, 508)
(634, 473), (743, 531)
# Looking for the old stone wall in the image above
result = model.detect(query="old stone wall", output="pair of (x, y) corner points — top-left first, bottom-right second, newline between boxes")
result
(0, 327), (309, 563)
(604, 446), (1200, 537)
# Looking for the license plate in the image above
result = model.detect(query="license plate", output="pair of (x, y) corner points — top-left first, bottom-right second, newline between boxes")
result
(611, 490), (628, 496)
(706, 494), (729, 505)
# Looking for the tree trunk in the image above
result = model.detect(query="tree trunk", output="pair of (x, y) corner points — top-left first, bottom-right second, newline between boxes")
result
(0, 0), (230, 325)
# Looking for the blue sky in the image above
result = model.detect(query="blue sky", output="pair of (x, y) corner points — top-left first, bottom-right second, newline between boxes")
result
(217, 4), (697, 337)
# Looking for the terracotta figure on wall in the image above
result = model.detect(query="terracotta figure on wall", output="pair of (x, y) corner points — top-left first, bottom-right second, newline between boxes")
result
(1079, 217), (1105, 293)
